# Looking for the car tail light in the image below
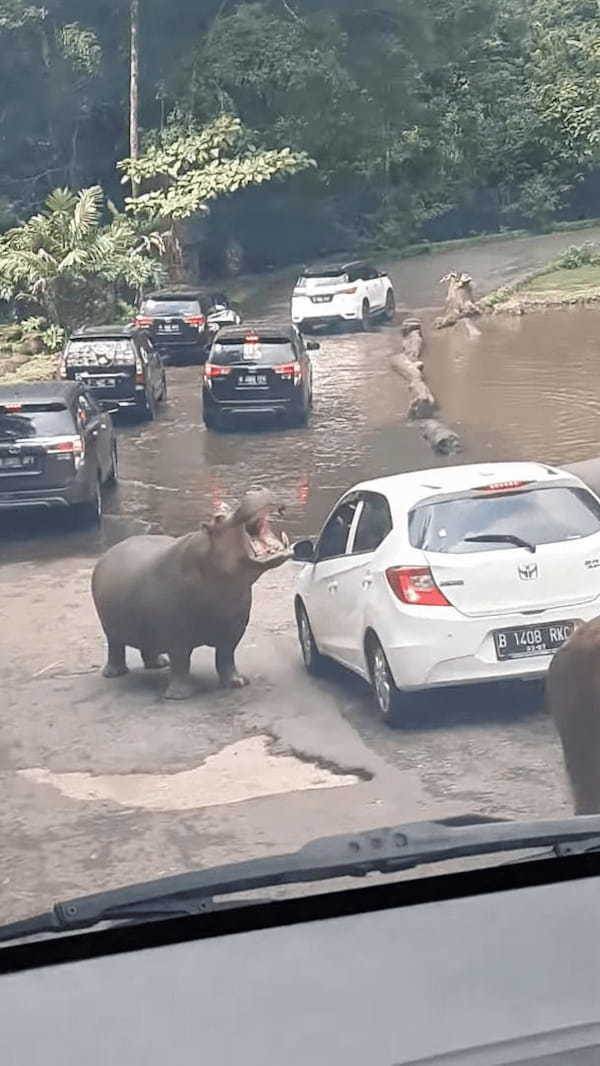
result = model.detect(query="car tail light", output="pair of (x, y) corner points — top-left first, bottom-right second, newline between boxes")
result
(386, 567), (450, 607)
(273, 362), (301, 384)
(184, 315), (206, 330)
(474, 480), (532, 493)
(57, 354), (68, 379)
(339, 287), (357, 295)
(134, 353), (145, 383)
(135, 315), (154, 328)
(46, 436), (84, 466)
(204, 364), (232, 387)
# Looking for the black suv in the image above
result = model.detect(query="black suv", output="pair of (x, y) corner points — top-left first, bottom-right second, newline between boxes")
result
(59, 325), (166, 420)
(202, 322), (318, 430)
(136, 288), (215, 363)
(0, 381), (117, 524)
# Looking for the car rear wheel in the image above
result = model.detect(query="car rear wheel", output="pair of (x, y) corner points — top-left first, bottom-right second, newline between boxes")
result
(384, 290), (396, 322)
(367, 634), (408, 726)
(142, 386), (156, 421)
(203, 408), (221, 431)
(106, 442), (118, 484)
(359, 300), (371, 331)
(77, 475), (102, 527)
(158, 371), (167, 402)
(296, 601), (328, 677)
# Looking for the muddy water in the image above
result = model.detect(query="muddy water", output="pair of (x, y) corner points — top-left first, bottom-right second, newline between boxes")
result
(4, 225), (600, 563)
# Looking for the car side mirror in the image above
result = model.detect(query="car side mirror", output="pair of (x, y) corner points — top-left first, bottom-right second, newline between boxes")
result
(306, 340), (320, 351)
(293, 539), (315, 562)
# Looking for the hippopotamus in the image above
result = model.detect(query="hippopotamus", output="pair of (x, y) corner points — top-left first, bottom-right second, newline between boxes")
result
(91, 488), (291, 699)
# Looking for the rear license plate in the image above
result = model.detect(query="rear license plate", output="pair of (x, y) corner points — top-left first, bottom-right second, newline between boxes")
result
(311, 295), (332, 303)
(77, 375), (116, 388)
(158, 323), (181, 334)
(0, 454), (36, 469)
(238, 375), (268, 386)
(493, 620), (576, 661)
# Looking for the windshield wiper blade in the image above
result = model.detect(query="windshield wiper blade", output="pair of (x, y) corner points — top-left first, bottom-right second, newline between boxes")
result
(464, 533), (536, 553)
(3, 814), (600, 944)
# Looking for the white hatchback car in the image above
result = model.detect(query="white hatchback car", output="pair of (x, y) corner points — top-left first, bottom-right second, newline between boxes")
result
(291, 260), (395, 332)
(293, 462), (600, 723)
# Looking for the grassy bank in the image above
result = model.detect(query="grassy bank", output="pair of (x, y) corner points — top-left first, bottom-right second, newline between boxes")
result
(0, 323), (58, 387)
(481, 252), (600, 313)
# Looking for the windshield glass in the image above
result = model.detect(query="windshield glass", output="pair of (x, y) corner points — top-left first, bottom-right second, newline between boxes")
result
(410, 487), (600, 554)
(210, 339), (296, 365)
(296, 273), (348, 287)
(141, 299), (201, 315)
(66, 340), (135, 365)
(0, 404), (74, 438)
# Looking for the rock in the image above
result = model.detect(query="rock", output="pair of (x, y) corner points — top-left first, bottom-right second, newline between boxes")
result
(21, 335), (44, 355)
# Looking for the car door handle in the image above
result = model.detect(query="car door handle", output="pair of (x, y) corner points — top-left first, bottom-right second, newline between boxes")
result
(362, 572), (373, 589)
(328, 581), (338, 594)
(91, 429), (99, 438)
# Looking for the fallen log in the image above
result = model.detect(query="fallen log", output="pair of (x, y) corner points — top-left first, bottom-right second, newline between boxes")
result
(419, 418), (461, 455)
(390, 352), (436, 418)
(400, 317), (424, 365)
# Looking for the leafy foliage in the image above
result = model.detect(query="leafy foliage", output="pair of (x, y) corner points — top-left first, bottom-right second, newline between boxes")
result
(0, 186), (165, 329)
(119, 113), (314, 223)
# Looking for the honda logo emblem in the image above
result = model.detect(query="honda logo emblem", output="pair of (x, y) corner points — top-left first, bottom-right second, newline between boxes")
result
(518, 562), (538, 581)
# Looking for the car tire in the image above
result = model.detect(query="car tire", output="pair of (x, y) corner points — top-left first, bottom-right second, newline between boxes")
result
(359, 300), (371, 331)
(158, 371), (167, 402)
(142, 386), (156, 421)
(291, 403), (310, 427)
(106, 442), (118, 484)
(203, 408), (220, 431)
(384, 290), (396, 322)
(77, 475), (102, 527)
(367, 634), (408, 726)
(296, 601), (328, 677)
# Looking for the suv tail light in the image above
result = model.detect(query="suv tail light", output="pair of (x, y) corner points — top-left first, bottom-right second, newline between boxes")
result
(204, 364), (232, 386)
(135, 315), (154, 328)
(386, 567), (450, 607)
(135, 353), (144, 382)
(46, 436), (84, 467)
(57, 354), (67, 379)
(339, 287), (357, 295)
(273, 362), (301, 385)
(184, 315), (206, 331)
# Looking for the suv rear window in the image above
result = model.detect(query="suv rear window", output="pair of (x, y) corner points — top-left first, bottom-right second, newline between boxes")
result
(0, 403), (75, 439)
(409, 486), (600, 554)
(211, 338), (296, 366)
(296, 272), (348, 287)
(141, 299), (201, 315)
(66, 340), (135, 366)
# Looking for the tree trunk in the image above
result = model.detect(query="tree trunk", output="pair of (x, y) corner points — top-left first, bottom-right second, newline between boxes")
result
(129, 0), (140, 199)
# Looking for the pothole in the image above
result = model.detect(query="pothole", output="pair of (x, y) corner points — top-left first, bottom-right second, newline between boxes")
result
(18, 735), (361, 812)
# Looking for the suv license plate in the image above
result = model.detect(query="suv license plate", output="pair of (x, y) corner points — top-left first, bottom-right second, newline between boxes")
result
(77, 375), (116, 388)
(158, 323), (180, 333)
(0, 454), (36, 469)
(493, 620), (576, 661)
(311, 295), (332, 303)
(239, 375), (267, 386)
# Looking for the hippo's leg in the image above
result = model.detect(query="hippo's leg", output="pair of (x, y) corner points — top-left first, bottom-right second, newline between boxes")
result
(102, 638), (128, 679)
(142, 651), (169, 671)
(216, 644), (249, 689)
(164, 648), (195, 700)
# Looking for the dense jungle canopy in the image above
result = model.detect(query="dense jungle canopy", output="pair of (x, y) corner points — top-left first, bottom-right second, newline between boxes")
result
(2, 0), (600, 274)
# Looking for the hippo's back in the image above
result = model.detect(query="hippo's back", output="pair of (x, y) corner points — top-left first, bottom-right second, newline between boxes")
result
(92, 534), (176, 617)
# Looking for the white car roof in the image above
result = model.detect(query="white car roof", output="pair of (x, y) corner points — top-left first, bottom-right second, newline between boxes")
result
(350, 461), (577, 516)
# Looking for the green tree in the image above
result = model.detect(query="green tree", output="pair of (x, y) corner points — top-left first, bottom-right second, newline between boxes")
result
(0, 185), (164, 329)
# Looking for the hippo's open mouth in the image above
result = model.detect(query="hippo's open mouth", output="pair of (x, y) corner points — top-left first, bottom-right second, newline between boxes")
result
(245, 506), (289, 559)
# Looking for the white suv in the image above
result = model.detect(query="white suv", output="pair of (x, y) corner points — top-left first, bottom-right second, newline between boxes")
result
(293, 462), (600, 724)
(291, 260), (395, 332)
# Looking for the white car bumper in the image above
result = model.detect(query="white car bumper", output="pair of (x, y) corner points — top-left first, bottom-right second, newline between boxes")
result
(291, 296), (358, 324)
(381, 603), (599, 691)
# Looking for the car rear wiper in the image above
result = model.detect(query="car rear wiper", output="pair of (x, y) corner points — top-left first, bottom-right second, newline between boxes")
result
(464, 533), (537, 553)
(2, 814), (600, 944)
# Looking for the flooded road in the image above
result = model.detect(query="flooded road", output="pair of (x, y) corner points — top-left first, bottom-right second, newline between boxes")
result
(2, 226), (600, 921)
(5, 224), (600, 564)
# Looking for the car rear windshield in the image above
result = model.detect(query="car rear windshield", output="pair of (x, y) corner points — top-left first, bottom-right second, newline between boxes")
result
(210, 339), (296, 365)
(0, 403), (74, 439)
(66, 340), (135, 365)
(296, 272), (348, 287)
(141, 299), (201, 315)
(409, 486), (600, 554)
